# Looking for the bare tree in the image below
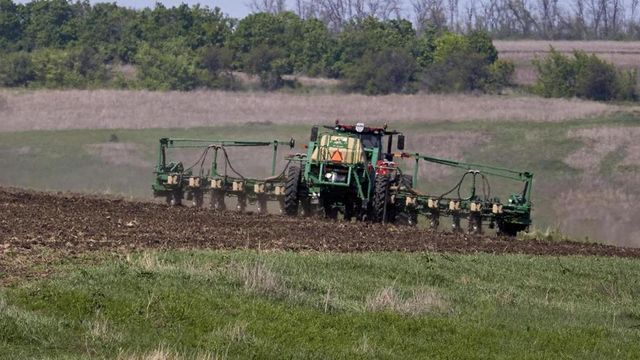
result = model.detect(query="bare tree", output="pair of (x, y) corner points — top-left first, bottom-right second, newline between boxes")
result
(412, 0), (447, 31)
(292, 0), (403, 30)
(248, 0), (286, 14)
(447, 0), (460, 30)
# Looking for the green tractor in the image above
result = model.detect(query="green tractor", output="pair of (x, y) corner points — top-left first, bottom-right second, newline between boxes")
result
(284, 121), (411, 222)
(151, 122), (533, 236)
(285, 121), (533, 236)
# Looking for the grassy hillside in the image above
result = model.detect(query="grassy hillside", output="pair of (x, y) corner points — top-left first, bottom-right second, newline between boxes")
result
(1, 111), (639, 245)
(1, 250), (639, 359)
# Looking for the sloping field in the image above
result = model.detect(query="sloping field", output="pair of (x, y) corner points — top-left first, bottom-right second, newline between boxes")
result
(3, 187), (640, 359)
(0, 90), (613, 132)
(2, 187), (639, 282)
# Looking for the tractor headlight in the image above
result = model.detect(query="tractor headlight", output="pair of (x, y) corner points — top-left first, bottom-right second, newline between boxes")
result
(325, 172), (346, 183)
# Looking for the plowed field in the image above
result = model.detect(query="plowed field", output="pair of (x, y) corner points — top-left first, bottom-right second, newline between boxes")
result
(2, 187), (639, 256)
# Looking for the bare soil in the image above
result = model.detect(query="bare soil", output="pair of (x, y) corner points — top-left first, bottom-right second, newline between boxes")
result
(2, 188), (639, 282)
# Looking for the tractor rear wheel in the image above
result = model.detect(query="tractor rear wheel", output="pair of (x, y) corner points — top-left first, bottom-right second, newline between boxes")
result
(372, 175), (392, 223)
(284, 165), (302, 216)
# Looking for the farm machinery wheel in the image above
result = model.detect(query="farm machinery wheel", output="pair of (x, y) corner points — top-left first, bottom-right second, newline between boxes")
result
(395, 175), (418, 226)
(322, 198), (339, 219)
(372, 175), (392, 223)
(428, 212), (440, 230)
(343, 199), (359, 222)
(284, 165), (310, 216)
(498, 222), (528, 237)
(192, 190), (204, 208)
(237, 195), (247, 212)
(210, 190), (226, 211)
(451, 214), (462, 232)
(166, 192), (182, 207)
(468, 215), (482, 234)
(257, 195), (268, 215)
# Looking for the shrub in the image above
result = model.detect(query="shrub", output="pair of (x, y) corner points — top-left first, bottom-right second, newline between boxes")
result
(486, 59), (515, 92)
(0, 52), (35, 87)
(344, 47), (417, 95)
(533, 48), (576, 98)
(432, 32), (469, 64)
(420, 30), (504, 93)
(466, 30), (498, 65)
(245, 45), (290, 90)
(198, 46), (238, 90)
(134, 42), (204, 91)
(534, 48), (638, 101)
(30, 47), (109, 88)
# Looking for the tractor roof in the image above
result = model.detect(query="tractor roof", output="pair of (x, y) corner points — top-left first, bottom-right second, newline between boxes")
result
(323, 121), (401, 136)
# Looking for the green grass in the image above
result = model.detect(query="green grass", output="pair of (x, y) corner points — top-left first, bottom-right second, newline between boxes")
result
(1, 250), (639, 359)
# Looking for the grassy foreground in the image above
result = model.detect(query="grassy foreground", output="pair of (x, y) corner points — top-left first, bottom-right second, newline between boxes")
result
(1, 250), (639, 359)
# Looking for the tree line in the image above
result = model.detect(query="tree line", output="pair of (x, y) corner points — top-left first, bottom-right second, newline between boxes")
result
(0, 0), (636, 101)
(268, 0), (640, 40)
(0, 0), (513, 94)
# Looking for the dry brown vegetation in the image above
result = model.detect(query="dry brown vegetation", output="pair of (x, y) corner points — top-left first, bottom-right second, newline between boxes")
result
(0, 90), (614, 132)
(365, 287), (449, 316)
(495, 40), (640, 85)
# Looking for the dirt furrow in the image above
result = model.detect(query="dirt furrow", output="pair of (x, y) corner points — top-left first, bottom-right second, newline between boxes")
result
(2, 187), (639, 258)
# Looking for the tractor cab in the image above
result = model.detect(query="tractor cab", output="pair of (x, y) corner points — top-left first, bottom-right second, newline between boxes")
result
(309, 120), (404, 165)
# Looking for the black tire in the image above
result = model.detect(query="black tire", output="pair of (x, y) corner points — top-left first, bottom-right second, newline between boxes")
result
(468, 215), (482, 234)
(498, 222), (527, 237)
(429, 214), (440, 229)
(343, 199), (356, 221)
(210, 190), (226, 211)
(284, 165), (302, 216)
(192, 190), (204, 208)
(372, 175), (391, 223)
(396, 175), (417, 226)
(257, 195), (268, 215)
(237, 195), (247, 212)
(323, 198), (339, 219)
(399, 174), (413, 189)
(169, 192), (182, 207)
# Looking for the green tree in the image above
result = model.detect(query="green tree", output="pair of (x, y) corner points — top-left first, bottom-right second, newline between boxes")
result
(73, 2), (139, 62)
(21, 0), (76, 49)
(534, 49), (638, 101)
(334, 17), (416, 77)
(532, 48), (576, 98)
(466, 30), (498, 64)
(0, 52), (35, 86)
(134, 41), (203, 91)
(245, 45), (289, 90)
(198, 46), (237, 89)
(344, 47), (417, 95)
(0, 0), (22, 50)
